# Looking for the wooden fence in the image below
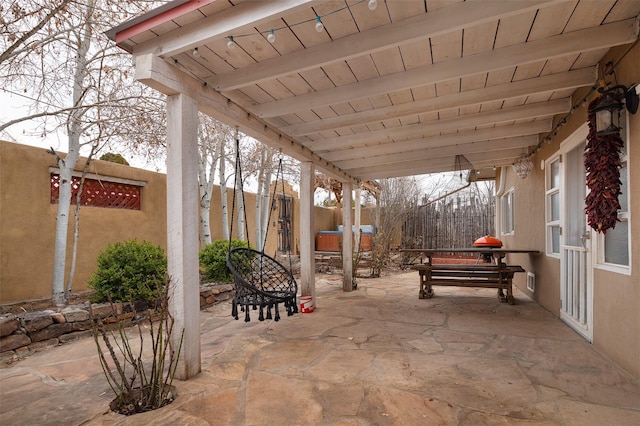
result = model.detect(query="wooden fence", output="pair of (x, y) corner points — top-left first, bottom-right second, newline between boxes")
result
(402, 193), (495, 249)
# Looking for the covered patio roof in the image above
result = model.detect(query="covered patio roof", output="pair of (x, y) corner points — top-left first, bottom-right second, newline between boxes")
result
(106, 0), (640, 379)
(108, 0), (640, 184)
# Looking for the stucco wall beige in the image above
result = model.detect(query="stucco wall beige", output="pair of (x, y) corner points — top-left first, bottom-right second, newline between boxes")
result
(505, 42), (639, 378)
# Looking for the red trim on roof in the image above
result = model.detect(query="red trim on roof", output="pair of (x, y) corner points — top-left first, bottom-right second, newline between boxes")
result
(115, 0), (217, 44)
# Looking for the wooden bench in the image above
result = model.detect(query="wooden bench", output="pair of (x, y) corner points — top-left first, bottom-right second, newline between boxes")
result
(410, 263), (525, 304)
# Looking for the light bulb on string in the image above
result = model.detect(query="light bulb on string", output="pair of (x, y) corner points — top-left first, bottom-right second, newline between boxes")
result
(368, 0), (377, 10)
(192, 47), (200, 58)
(315, 16), (324, 32)
(227, 36), (235, 50)
(267, 29), (275, 43)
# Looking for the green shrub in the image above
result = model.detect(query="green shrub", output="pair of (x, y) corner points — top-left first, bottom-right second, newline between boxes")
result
(89, 239), (167, 303)
(200, 239), (250, 282)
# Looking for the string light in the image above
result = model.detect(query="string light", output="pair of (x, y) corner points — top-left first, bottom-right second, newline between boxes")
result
(192, 47), (199, 58)
(222, 0), (376, 49)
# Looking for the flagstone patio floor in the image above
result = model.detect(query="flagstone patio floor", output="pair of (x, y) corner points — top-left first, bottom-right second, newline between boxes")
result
(1, 272), (639, 425)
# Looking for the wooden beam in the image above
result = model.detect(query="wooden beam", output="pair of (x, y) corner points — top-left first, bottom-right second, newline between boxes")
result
(211, 0), (561, 91)
(299, 162), (316, 303)
(132, 0), (316, 57)
(251, 18), (638, 118)
(134, 53), (357, 184)
(341, 182), (353, 292)
(332, 135), (538, 170)
(319, 121), (551, 161)
(282, 68), (595, 136)
(166, 93), (200, 380)
(311, 100), (568, 152)
(355, 152), (525, 180)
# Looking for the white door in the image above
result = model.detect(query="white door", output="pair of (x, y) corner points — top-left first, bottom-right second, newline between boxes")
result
(559, 125), (593, 341)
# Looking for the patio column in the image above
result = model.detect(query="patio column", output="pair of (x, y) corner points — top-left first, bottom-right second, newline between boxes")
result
(354, 187), (362, 259)
(299, 162), (316, 303)
(166, 93), (201, 380)
(342, 182), (353, 292)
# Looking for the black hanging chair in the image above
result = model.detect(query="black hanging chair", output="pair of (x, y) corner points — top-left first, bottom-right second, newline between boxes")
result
(226, 132), (298, 322)
(227, 247), (298, 322)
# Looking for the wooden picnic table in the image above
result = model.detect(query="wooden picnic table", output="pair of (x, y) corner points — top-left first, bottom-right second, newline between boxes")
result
(400, 248), (540, 304)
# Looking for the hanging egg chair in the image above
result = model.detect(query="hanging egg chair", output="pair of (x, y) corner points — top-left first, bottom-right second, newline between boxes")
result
(227, 247), (298, 322)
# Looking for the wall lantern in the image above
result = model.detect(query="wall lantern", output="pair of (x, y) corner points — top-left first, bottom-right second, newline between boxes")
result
(594, 84), (639, 136)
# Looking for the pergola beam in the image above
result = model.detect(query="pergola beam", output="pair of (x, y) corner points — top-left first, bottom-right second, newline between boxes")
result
(134, 53), (358, 184)
(332, 135), (538, 170)
(211, 0), (560, 92)
(251, 18), (637, 118)
(356, 154), (524, 180)
(132, 0), (317, 57)
(319, 121), (551, 162)
(311, 100), (568, 152)
(281, 68), (595, 136)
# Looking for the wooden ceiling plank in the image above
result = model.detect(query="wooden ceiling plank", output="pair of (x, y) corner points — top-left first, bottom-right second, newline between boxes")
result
(311, 99), (569, 151)
(135, 53), (357, 183)
(281, 68), (594, 136)
(331, 136), (538, 169)
(212, 0), (561, 91)
(132, 0), (316, 57)
(251, 18), (635, 118)
(316, 120), (552, 158)
(357, 158), (516, 180)
(346, 147), (526, 176)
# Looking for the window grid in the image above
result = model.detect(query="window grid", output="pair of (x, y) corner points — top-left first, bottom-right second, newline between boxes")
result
(50, 173), (141, 210)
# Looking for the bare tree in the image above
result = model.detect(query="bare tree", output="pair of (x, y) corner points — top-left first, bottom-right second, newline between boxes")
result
(370, 177), (421, 277)
(1, 0), (164, 305)
(197, 115), (235, 247)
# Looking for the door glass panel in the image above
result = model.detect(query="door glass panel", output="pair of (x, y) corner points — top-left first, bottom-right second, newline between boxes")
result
(604, 221), (629, 265)
(550, 160), (560, 189)
(551, 193), (560, 221)
(619, 165), (628, 211)
(565, 142), (586, 246)
(551, 225), (560, 253)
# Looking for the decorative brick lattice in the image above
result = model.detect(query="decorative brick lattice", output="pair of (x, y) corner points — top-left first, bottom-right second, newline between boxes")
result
(50, 174), (141, 210)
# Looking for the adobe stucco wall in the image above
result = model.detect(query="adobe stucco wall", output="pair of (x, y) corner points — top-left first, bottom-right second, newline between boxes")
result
(0, 141), (167, 303)
(505, 42), (639, 378)
(1, 141), (339, 303)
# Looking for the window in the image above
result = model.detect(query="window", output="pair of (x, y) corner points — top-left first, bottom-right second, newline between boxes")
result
(597, 111), (631, 273)
(50, 172), (144, 210)
(545, 157), (561, 256)
(501, 188), (514, 235)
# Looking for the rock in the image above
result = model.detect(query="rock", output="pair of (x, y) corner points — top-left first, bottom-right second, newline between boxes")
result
(71, 320), (92, 331)
(59, 330), (92, 343)
(0, 350), (17, 364)
(28, 338), (59, 352)
(61, 307), (89, 323)
(0, 334), (32, 352)
(0, 316), (19, 337)
(30, 323), (74, 343)
(89, 303), (115, 318)
(20, 311), (54, 332)
(50, 312), (66, 324)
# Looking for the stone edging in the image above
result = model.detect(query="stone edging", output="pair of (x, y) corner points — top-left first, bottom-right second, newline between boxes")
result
(0, 283), (234, 364)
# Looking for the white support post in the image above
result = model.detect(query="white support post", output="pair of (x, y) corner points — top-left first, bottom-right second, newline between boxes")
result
(342, 182), (353, 292)
(166, 94), (201, 380)
(354, 188), (362, 269)
(299, 162), (316, 303)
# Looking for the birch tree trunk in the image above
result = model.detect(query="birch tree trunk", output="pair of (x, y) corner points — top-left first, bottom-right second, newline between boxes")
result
(51, 0), (94, 306)
(198, 151), (215, 247)
(235, 140), (245, 241)
(255, 150), (265, 250)
(218, 139), (229, 240)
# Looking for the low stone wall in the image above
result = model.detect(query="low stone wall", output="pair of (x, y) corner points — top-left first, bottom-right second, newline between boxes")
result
(0, 283), (234, 364)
